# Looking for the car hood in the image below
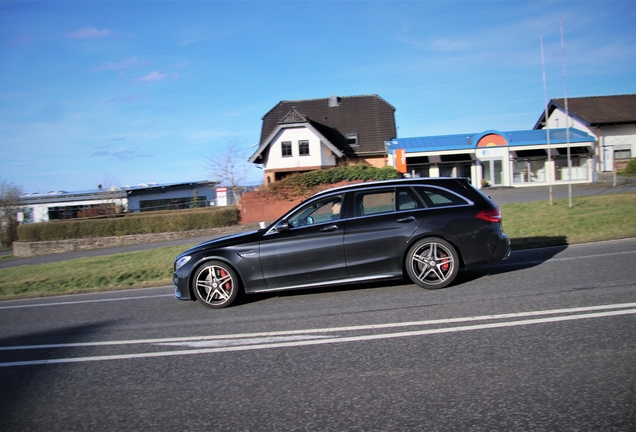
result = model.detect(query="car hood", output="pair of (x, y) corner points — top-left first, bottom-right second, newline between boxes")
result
(178, 230), (262, 257)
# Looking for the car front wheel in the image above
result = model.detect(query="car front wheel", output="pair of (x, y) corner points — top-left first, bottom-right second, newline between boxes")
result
(192, 261), (240, 308)
(406, 238), (459, 289)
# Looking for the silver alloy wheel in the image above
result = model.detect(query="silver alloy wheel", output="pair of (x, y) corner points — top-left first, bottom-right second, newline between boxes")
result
(193, 262), (238, 308)
(407, 238), (458, 289)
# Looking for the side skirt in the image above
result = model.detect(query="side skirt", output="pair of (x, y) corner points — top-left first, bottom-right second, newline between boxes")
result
(252, 274), (398, 294)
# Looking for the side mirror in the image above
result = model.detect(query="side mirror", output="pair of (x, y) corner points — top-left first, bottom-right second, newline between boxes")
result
(274, 220), (290, 233)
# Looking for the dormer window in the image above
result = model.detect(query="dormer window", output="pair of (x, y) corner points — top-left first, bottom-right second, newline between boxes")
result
(345, 134), (359, 147)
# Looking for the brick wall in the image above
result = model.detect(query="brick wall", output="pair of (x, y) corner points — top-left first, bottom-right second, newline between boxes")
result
(237, 192), (301, 225)
(237, 180), (364, 225)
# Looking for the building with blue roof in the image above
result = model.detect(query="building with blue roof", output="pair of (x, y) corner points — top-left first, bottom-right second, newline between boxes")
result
(387, 127), (596, 188)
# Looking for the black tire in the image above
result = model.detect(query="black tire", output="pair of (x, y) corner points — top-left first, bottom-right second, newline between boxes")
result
(405, 238), (459, 289)
(192, 261), (241, 308)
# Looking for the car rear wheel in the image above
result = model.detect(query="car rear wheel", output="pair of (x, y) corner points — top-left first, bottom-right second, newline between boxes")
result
(406, 238), (459, 289)
(192, 261), (240, 308)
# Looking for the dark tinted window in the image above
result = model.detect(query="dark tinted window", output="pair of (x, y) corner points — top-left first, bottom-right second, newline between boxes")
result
(353, 189), (395, 217)
(413, 186), (470, 208)
(397, 187), (424, 211)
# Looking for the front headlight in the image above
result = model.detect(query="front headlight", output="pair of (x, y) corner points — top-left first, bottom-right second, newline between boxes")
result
(175, 256), (191, 270)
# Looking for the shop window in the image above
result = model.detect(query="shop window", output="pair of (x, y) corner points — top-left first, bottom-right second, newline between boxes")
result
(555, 156), (588, 181)
(513, 160), (546, 184)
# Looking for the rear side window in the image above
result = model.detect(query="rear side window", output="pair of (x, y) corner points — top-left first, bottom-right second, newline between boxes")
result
(397, 187), (424, 211)
(352, 187), (425, 217)
(413, 186), (470, 208)
(354, 189), (395, 217)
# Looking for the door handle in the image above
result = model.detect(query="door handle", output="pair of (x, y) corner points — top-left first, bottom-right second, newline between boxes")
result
(320, 225), (339, 232)
(396, 216), (416, 223)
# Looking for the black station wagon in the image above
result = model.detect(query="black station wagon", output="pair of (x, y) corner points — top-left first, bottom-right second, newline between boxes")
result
(173, 177), (510, 308)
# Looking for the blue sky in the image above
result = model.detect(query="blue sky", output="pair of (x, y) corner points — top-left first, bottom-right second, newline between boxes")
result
(1, 0), (635, 193)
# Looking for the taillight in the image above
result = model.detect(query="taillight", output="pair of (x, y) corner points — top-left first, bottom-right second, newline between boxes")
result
(476, 208), (502, 223)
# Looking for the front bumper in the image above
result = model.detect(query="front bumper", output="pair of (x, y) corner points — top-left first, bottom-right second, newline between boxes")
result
(173, 271), (193, 301)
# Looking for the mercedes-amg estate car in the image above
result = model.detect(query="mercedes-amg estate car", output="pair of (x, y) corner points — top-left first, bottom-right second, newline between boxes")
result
(173, 177), (510, 308)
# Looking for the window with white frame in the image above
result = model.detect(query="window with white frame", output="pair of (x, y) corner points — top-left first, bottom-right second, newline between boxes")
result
(281, 141), (292, 157)
(299, 140), (310, 156)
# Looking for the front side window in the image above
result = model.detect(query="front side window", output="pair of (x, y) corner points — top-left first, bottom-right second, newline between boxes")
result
(281, 141), (292, 157)
(287, 195), (344, 228)
(299, 140), (310, 156)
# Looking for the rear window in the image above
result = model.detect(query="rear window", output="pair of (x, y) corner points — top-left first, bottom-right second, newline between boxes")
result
(413, 186), (470, 208)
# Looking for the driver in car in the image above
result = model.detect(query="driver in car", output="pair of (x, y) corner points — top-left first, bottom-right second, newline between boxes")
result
(331, 198), (342, 220)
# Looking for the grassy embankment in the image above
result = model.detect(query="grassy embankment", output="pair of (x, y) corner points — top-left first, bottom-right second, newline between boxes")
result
(1, 192), (635, 300)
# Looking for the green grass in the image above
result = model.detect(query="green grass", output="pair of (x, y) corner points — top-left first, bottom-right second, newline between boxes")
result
(1, 193), (635, 301)
(0, 245), (188, 300)
(502, 193), (636, 248)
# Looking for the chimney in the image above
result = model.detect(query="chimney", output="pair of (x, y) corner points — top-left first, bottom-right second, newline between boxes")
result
(328, 95), (340, 107)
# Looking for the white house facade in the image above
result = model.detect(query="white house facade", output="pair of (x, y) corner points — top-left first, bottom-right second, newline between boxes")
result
(535, 94), (636, 172)
(250, 95), (397, 184)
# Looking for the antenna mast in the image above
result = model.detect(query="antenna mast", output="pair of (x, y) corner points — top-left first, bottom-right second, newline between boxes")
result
(540, 36), (553, 205)
(560, 17), (573, 208)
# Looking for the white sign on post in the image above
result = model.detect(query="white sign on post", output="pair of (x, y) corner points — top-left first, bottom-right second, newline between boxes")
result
(216, 187), (228, 206)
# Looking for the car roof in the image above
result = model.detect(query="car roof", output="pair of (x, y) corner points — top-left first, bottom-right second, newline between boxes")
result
(311, 177), (471, 198)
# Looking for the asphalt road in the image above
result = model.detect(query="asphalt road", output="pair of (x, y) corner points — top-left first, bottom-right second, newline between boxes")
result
(1, 238), (635, 430)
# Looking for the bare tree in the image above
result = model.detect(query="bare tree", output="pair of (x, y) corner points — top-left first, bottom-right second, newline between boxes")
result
(0, 179), (25, 247)
(204, 138), (253, 203)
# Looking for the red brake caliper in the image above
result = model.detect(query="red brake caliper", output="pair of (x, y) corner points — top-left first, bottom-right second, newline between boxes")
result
(220, 269), (230, 290)
(440, 253), (449, 272)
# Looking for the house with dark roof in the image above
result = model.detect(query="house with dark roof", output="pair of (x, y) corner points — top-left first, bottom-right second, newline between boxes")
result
(248, 95), (397, 184)
(534, 94), (636, 171)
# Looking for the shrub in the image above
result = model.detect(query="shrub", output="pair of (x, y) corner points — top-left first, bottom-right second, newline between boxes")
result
(268, 165), (400, 200)
(18, 207), (239, 242)
(619, 158), (636, 176)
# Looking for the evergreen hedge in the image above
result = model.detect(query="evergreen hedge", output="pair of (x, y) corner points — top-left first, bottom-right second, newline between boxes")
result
(18, 207), (239, 242)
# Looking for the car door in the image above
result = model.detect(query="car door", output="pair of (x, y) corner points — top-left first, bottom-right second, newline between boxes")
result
(344, 186), (425, 277)
(259, 194), (348, 289)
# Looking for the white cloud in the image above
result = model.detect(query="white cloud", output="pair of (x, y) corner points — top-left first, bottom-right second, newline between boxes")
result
(92, 57), (147, 72)
(138, 71), (180, 83)
(140, 71), (166, 82)
(66, 27), (112, 39)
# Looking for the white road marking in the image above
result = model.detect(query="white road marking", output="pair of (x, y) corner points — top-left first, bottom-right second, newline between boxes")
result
(1, 303), (635, 367)
(3, 302), (636, 351)
(158, 335), (331, 348)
